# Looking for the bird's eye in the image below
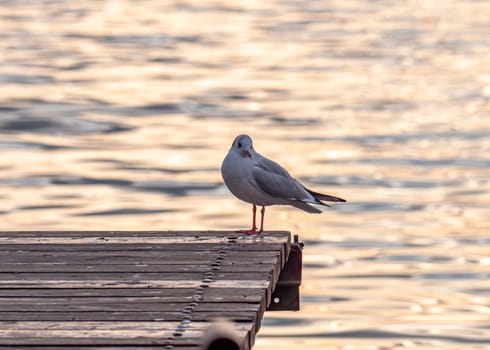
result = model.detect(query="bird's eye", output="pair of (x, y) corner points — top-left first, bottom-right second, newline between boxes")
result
(237, 142), (242, 148)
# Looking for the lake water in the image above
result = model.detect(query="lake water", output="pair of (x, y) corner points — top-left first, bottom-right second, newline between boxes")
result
(1, 0), (489, 349)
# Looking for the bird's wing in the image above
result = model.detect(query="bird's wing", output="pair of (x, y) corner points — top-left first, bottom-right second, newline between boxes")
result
(252, 154), (315, 202)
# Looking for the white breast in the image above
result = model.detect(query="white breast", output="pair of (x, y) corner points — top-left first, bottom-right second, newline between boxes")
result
(221, 151), (281, 206)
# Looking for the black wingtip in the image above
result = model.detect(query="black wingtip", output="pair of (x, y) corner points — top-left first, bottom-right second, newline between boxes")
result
(307, 188), (346, 203)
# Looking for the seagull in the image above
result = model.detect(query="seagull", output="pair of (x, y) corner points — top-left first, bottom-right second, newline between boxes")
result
(221, 134), (346, 234)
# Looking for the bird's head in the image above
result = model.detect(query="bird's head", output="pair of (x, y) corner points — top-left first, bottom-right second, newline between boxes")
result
(231, 134), (253, 159)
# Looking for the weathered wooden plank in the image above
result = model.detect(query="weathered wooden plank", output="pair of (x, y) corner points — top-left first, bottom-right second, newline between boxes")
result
(0, 295), (262, 305)
(0, 321), (253, 346)
(0, 255), (279, 264)
(0, 321), (253, 345)
(0, 250), (281, 262)
(0, 287), (264, 300)
(0, 230), (290, 239)
(0, 348), (200, 350)
(0, 310), (258, 322)
(0, 243), (286, 251)
(0, 272), (272, 282)
(0, 336), (249, 348)
(0, 262), (275, 273)
(0, 248), (281, 256)
(0, 347), (201, 350)
(0, 279), (270, 289)
(0, 300), (262, 312)
(0, 321), (251, 331)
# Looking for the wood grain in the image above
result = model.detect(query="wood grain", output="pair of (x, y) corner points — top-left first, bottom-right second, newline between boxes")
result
(0, 231), (291, 350)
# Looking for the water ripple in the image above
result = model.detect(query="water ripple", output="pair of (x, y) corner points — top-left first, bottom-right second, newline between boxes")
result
(0, 115), (133, 135)
(18, 204), (78, 210)
(75, 208), (174, 216)
(0, 141), (70, 150)
(306, 175), (459, 188)
(328, 157), (490, 168)
(416, 272), (487, 280)
(333, 202), (425, 213)
(301, 295), (350, 303)
(0, 175), (221, 197)
(261, 329), (490, 344)
(64, 33), (204, 48)
(0, 73), (56, 85)
(299, 130), (490, 144)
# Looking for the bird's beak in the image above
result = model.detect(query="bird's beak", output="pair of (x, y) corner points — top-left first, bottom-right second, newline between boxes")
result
(244, 149), (252, 158)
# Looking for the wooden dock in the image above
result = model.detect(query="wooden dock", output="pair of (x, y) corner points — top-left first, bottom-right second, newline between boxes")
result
(0, 231), (301, 350)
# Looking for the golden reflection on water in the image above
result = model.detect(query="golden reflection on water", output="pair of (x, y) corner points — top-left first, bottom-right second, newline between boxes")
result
(1, 0), (489, 348)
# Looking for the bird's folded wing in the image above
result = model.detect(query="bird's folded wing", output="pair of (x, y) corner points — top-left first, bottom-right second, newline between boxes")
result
(252, 157), (313, 201)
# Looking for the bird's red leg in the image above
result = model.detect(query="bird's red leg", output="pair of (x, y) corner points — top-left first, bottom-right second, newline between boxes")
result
(237, 204), (258, 234)
(258, 206), (265, 233)
(251, 204), (257, 231)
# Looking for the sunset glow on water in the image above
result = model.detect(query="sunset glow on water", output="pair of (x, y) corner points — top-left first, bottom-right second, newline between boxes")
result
(1, 1), (489, 348)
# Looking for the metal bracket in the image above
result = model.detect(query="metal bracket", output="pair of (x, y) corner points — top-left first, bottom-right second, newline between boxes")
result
(267, 234), (303, 311)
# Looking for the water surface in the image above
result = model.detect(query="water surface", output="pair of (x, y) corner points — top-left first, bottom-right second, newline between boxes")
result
(1, 1), (489, 349)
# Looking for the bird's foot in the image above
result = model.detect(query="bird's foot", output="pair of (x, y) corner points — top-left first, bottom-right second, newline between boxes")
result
(236, 228), (262, 235)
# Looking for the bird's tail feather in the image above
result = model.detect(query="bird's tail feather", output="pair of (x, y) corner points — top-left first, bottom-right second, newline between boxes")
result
(306, 188), (346, 202)
(289, 200), (322, 213)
